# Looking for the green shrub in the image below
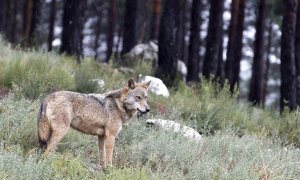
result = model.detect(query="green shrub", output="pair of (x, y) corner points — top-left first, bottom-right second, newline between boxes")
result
(0, 95), (39, 151)
(74, 61), (100, 93)
(0, 50), (75, 99)
(0, 146), (52, 179)
(113, 121), (300, 179)
(0, 95), (299, 179)
(0, 39), (300, 179)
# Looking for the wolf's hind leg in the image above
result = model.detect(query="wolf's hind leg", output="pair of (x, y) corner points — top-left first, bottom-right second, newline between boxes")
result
(98, 135), (105, 167)
(45, 126), (69, 154)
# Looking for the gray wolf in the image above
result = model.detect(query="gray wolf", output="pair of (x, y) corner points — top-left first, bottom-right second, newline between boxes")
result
(37, 79), (151, 168)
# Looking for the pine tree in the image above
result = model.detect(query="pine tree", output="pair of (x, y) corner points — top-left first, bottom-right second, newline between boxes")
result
(48, 0), (56, 51)
(106, 0), (117, 62)
(150, 0), (161, 40)
(121, 0), (139, 56)
(280, 0), (297, 111)
(60, 0), (86, 63)
(249, 0), (267, 105)
(156, 0), (180, 86)
(295, 0), (300, 107)
(186, 0), (203, 82)
(225, 0), (246, 93)
(202, 0), (225, 79)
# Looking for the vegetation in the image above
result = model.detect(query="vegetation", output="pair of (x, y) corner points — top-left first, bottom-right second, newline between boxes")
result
(0, 39), (300, 179)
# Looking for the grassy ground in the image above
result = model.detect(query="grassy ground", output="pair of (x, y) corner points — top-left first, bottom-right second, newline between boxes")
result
(0, 37), (300, 179)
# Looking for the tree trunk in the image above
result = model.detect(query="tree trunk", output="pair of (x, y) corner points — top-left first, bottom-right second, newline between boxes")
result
(262, 22), (273, 106)
(0, 0), (7, 33)
(156, 0), (179, 86)
(280, 0), (298, 111)
(3, 1), (10, 38)
(6, 0), (17, 44)
(217, 31), (225, 86)
(60, 0), (86, 63)
(186, 0), (203, 82)
(22, 0), (40, 47)
(22, 0), (34, 47)
(175, 0), (187, 61)
(121, 0), (139, 56)
(225, 0), (239, 90)
(225, 0), (246, 93)
(137, 0), (148, 43)
(180, 0), (189, 64)
(295, 0), (300, 107)
(233, 0), (246, 92)
(248, 0), (267, 105)
(48, 0), (56, 51)
(202, 0), (225, 79)
(150, 0), (161, 40)
(94, 1), (103, 61)
(106, 0), (117, 62)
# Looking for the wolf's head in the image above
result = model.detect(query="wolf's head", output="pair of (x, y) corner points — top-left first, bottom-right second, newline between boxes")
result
(122, 79), (151, 115)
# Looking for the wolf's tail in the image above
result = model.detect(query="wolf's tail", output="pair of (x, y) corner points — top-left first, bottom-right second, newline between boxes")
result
(37, 102), (51, 148)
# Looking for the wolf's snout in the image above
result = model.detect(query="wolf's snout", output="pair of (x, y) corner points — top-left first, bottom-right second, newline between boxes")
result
(137, 107), (150, 114)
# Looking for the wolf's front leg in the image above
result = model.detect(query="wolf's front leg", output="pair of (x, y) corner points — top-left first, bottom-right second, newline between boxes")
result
(98, 135), (105, 168)
(104, 132), (116, 167)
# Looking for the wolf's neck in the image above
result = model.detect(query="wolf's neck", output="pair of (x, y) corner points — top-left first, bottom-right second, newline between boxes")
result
(103, 88), (125, 99)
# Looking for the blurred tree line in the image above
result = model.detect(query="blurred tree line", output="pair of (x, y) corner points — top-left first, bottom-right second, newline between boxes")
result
(1, 0), (300, 112)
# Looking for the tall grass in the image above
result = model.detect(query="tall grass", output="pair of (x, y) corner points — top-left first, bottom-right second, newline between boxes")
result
(0, 95), (299, 179)
(0, 37), (300, 179)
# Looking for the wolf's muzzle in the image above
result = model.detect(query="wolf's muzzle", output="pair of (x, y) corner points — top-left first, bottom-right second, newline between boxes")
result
(138, 108), (150, 114)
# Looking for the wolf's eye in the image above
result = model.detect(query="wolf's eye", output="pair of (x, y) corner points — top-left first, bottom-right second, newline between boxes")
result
(136, 96), (141, 100)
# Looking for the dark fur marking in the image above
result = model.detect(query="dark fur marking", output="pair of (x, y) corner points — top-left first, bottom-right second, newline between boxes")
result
(40, 104), (44, 113)
(89, 95), (105, 106)
(38, 103), (44, 118)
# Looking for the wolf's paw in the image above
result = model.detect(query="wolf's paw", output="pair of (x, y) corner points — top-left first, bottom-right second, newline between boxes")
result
(90, 163), (103, 171)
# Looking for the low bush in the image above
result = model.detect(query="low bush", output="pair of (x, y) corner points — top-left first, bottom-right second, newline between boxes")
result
(0, 95), (299, 179)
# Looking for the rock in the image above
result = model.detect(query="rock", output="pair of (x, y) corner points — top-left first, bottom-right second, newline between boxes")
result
(138, 75), (170, 97)
(91, 79), (105, 87)
(177, 60), (187, 79)
(128, 41), (187, 80)
(128, 41), (158, 61)
(146, 119), (202, 142)
(118, 67), (135, 74)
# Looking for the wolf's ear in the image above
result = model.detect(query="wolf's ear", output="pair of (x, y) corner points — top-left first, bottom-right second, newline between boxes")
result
(143, 80), (151, 89)
(128, 79), (136, 89)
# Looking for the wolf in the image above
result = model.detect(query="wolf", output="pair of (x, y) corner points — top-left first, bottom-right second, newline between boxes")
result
(37, 79), (151, 168)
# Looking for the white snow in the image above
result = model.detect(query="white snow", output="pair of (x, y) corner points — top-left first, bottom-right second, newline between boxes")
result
(138, 75), (170, 97)
(146, 119), (202, 142)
